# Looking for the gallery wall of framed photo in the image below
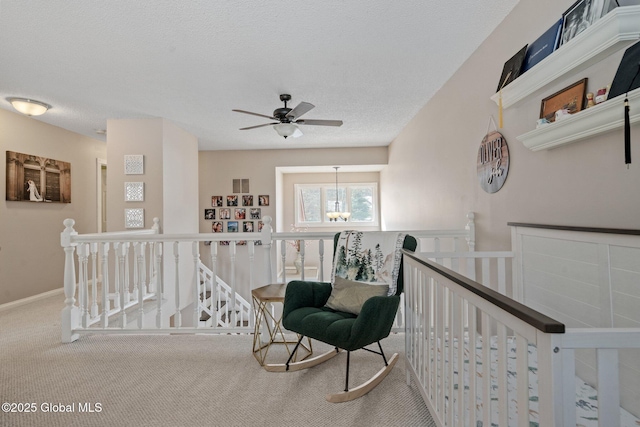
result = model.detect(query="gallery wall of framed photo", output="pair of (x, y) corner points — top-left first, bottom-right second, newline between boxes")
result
(203, 178), (271, 245)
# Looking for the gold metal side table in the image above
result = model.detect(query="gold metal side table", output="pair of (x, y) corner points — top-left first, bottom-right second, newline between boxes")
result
(251, 283), (312, 366)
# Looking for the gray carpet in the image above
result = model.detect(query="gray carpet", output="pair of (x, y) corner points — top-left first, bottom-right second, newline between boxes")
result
(0, 293), (435, 427)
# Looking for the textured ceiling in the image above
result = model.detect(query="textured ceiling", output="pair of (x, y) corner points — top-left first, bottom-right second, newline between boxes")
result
(0, 1), (520, 151)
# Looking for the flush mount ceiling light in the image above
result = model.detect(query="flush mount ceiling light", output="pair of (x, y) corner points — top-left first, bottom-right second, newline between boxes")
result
(6, 97), (51, 116)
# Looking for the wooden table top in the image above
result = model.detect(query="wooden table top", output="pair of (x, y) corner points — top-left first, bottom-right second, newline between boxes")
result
(251, 283), (287, 303)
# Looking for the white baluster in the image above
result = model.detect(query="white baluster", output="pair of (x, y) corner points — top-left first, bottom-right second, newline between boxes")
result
(124, 242), (131, 303)
(230, 242), (237, 327)
(136, 242), (145, 329)
(117, 243), (127, 328)
(261, 216), (273, 283)
(61, 218), (79, 343)
(193, 241), (200, 328)
(113, 242), (121, 311)
(77, 243), (89, 328)
(90, 243), (99, 317)
(280, 240), (287, 284)
(101, 242), (110, 328)
(141, 242), (148, 296)
(248, 241), (255, 289)
(155, 243), (163, 328)
(318, 239), (325, 282)
(132, 242), (139, 300)
(148, 242), (155, 293)
(210, 244), (218, 327)
(173, 242), (181, 328)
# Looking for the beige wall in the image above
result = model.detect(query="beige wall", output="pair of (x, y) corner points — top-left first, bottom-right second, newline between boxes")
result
(106, 118), (164, 231)
(198, 147), (387, 299)
(107, 118), (199, 319)
(381, 0), (640, 251)
(0, 108), (106, 304)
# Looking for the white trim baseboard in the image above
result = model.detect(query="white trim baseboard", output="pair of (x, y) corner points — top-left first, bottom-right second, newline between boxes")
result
(0, 287), (64, 313)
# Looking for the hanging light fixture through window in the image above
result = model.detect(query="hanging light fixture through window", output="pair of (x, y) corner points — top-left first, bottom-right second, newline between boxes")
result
(326, 166), (351, 221)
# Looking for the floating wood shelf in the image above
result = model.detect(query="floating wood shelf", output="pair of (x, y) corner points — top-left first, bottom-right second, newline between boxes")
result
(517, 87), (640, 151)
(490, 6), (640, 109)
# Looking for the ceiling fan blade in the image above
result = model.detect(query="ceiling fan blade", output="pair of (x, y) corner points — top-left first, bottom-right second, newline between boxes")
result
(295, 119), (343, 127)
(239, 123), (278, 130)
(286, 102), (315, 120)
(232, 109), (276, 120)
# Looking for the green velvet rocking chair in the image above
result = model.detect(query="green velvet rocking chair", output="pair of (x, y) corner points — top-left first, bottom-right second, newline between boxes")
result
(264, 232), (417, 403)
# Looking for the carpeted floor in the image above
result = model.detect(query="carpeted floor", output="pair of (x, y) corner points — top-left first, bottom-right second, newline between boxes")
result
(0, 293), (435, 427)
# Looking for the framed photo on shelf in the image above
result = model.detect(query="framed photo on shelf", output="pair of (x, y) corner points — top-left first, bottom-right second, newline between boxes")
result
(242, 195), (253, 206)
(560, 0), (608, 46)
(219, 208), (231, 219)
(204, 209), (215, 220)
(258, 195), (269, 206)
(540, 78), (588, 122)
(496, 45), (528, 92)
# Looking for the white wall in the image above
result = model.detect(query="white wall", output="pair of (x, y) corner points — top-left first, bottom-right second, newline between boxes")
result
(0, 108), (106, 304)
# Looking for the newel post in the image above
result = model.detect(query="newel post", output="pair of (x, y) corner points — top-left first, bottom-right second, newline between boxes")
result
(261, 216), (274, 283)
(61, 219), (79, 343)
(465, 212), (476, 252)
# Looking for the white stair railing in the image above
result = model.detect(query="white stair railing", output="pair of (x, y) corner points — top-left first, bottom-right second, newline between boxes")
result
(197, 261), (251, 328)
(61, 213), (476, 342)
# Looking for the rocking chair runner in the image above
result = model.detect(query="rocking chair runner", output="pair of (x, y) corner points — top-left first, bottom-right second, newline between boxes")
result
(264, 233), (417, 403)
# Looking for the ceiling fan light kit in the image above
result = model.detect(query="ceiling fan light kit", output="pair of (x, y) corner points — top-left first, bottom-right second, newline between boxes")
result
(273, 123), (299, 138)
(233, 94), (343, 139)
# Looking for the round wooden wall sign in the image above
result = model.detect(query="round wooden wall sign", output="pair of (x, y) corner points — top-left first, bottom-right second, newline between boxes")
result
(477, 131), (509, 193)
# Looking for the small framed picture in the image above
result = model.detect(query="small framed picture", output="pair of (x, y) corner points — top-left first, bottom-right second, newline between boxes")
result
(243, 221), (254, 232)
(258, 195), (270, 206)
(227, 195), (238, 206)
(237, 240), (247, 246)
(212, 221), (223, 233)
(242, 195), (253, 206)
(219, 241), (230, 246)
(234, 208), (246, 219)
(204, 209), (215, 220)
(211, 196), (223, 207)
(227, 221), (239, 232)
(250, 208), (261, 220)
(258, 221), (264, 232)
(219, 208), (231, 219)
(540, 78), (588, 122)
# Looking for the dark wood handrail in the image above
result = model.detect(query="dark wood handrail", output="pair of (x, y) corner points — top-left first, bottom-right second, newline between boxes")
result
(508, 222), (640, 236)
(402, 250), (565, 334)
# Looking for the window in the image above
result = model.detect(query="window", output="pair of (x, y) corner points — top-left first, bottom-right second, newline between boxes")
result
(295, 183), (378, 227)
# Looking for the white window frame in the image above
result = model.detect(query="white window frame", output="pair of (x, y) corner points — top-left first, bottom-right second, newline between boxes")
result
(294, 182), (379, 227)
